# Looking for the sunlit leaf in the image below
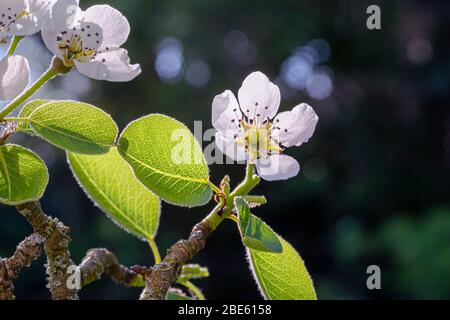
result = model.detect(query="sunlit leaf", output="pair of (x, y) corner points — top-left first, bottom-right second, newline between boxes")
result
(18, 99), (51, 134)
(118, 114), (212, 207)
(68, 147), (160, 240)
(0, 144), (48, 205)
(27, 100), (118, 154)
(165, 288), (193, 300)
(248, 236), (317, 300)
(235, 197), (282, 253)
(178, 264), (210, 282)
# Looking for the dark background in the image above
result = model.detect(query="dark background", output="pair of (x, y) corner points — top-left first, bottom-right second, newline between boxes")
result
(1, 0), (450, 299)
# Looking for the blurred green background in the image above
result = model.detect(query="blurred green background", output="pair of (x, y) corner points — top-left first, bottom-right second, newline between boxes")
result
(1, 0), (450, 299)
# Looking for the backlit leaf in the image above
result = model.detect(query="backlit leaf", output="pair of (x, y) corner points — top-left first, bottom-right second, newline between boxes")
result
(235, 197), (282, 253)
(18, 99), (51, 134)
(0, 144), (48, 205)
(248, 236), (317, 300)
(28, 100), (118, 154)
(68, 147), (160, 240)
(118, 114), (212, 207)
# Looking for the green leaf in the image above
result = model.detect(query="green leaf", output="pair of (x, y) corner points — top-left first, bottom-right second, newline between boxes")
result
(68, 147), (161, 240)
(118, 114), (212, 207)
(128, 275), (145, 287)
(178, 264), (210, 282)
(165, 289), (193, 300)
(18, 99), (51, 134)
(0, 144), (48, 205)
(27, 100), (118, 154)
(241, 195), (267, 207)
(247, 236), (317, 300)
(235, 197), (282, 253)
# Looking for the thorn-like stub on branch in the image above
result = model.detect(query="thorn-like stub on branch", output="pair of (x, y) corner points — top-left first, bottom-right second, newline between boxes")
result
(130, 265), (152, 278)
(79, 248), (141, 288)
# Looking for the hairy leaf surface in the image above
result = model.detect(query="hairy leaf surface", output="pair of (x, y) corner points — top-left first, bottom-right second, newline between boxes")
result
(28, 100), (118, 154)
(118, 114), (212, 207)
(235, 197), (282, 253)
(248, 236), (317, 300)
(68, 147), (160, 239)
(0, 144), (48, 205)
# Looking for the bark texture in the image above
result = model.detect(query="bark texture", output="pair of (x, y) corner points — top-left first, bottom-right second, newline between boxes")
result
(0, 233), (45, 300)
(16, 201), (78, 300)
(139, 220), (212, 300)
(7, 201), (215, 300)
(79, 248), (139, 287)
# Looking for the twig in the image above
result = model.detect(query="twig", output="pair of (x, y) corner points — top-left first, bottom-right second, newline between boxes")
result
(79, 248), (140, 287)
(139, 219), (213, 300)
(138, 167), (260, 301)
(0, 234), (45, 300)
(16, 201), (79, 300)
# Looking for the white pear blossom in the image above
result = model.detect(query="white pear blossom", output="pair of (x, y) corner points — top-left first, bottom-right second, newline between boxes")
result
(0, 54), (30, 100)
(0, 0), (55, 37)
(41, 0), (141, 81)
(212, 71), (318, 181)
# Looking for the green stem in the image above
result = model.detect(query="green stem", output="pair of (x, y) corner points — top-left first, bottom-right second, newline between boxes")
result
(180, 280), (206, 300)
(203, 163), (261, 229)
(208, 182), (222, 194)
(0, 64), (58, 121)
(148, 237), (161, 264)
(227, 214), (238, 223)
(202, 198), (227, 231)
(7, 36), (24, 56)
(230, 163), (260, 198)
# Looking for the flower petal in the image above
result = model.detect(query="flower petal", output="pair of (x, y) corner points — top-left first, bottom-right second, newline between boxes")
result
(215, 132), (246, 162)
(74, 48), (141, 82)
(83, 5), (130, 50)
(41, 0), (81, 57)
(212, 89), (242, 136)
(0, 0), (23, 13)
(272, 103), (318, 147)
(238, 71), (280, 122)
(0, 0), (27, 35)
(13, 0), (57, 36)
(0, 55), (30, 101)
(50, 0), (80, 30)
(255, 154), (300, 181)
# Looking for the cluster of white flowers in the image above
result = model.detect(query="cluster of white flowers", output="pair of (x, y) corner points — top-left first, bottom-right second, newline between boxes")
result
(1, 1), (318, 183)
(0, 0), (140, 101)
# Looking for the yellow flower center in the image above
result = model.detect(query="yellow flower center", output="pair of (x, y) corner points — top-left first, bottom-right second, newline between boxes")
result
(57, 34), (95, 67)
(236, 119), (283, 163)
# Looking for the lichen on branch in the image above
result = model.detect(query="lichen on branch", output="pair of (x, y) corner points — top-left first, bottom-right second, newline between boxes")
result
(0, 233), (45, 300)
(139, 220), (213, 300)
(12, 202), (142, 300)
(16, 201), (79, 300)
(79, 248), (140, 287)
